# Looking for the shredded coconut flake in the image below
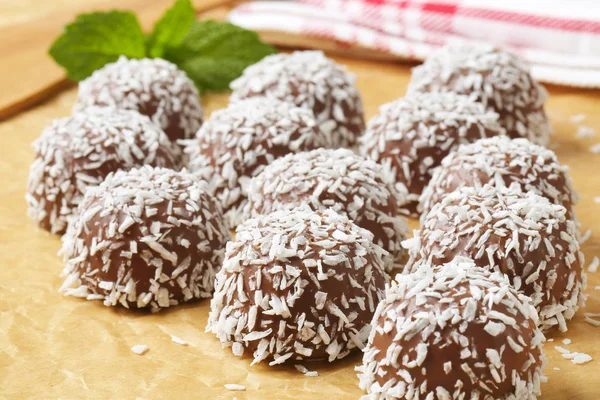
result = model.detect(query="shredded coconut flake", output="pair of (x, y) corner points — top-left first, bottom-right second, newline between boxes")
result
(581, 229), (592, 244)
(224, 384), (246, 391)
(584, 313), (600, 327)
(576, 125), (595, 139)
(589, 257), (599, 273)
(131, 344), (149, 355)
(171, 335), (188, 346)
(294, 364), (319, 377)
(572, 354), (593, 364)
(555, 346), (594, 364)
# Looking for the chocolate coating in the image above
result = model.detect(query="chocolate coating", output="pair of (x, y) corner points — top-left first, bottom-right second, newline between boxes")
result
(184, 97), (327, 227)
(406, 184), (585, 332)
(75, 57), (204, 142)
(246, 148), (408, 270)
(420, 136), (578, 219)
(26, 107), (181, 235)
(207, 207), (389, 365)
(60, 166), (230, 311)
(359, 92), (505, 216)
(408, 44), (551, 146)
(358, 258), (546, 400)
(230, 50), (365, 148)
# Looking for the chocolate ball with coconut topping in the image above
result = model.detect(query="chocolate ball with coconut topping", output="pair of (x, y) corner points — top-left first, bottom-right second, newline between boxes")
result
(59, 166), (230, 311)
(207, 207), (389, 365)
(406, 184), (585, 332)
(420, 136), (578, 219)
(74, 56), (204, 142)
(246, 148), (408, 270)
(26, 107), (182, 235)
(358, 257), (547, 400)
(408, 44), (551, 146)
(230, 50), (365, 148)
(184, 97), (327, 226)
(359, 92), (505, 216)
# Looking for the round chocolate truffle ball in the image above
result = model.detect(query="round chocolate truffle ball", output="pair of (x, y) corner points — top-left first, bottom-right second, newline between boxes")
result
(408, 44), (551, 146)
(207, 207), (389, 365)
(75, 56), (204, 142)
(246, 148), (408, 269)
(406, 184), (585, 332)
(184, 97), (327, 226)
(59, 166), (230, 311)
(230, 50), (365, 148)
(358, 257), (546, 400)
(420, 136), (578, 219)
(26, 107), (181, 235)
(359, 92), (505, 216)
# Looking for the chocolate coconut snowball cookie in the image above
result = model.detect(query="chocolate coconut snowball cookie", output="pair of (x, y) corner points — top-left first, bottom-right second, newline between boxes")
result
(184, 97), (327, 226)
(230, 50), (365, 148)
(358, 258), (547, 400)
(359, 92), (505, 216)
(207, 207), (389, 365)
(74, 56), (204, 142)
(60, 166), (230, 311)
(246, 148), (408, 269)
(26, 107), (181, 235)
(408, 44), (551, 146)
(420, 136), (578, 218)
(406, 184), (585, 332)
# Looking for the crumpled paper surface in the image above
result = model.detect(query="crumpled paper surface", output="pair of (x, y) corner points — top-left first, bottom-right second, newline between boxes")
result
(1, 56), (599, 399)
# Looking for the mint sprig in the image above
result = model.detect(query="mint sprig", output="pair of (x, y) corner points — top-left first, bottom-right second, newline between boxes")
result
(49, 0), (277, 92)
(49, 11), (146, 81)
(165, 20), (277, 92)
(146, 0), (195, 58)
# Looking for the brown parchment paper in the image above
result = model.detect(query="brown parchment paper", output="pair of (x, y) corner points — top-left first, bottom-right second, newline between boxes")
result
(1, 56), (599, 400)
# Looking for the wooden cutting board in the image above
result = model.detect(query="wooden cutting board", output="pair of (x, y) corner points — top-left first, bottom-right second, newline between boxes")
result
(0, 0), (233, 121)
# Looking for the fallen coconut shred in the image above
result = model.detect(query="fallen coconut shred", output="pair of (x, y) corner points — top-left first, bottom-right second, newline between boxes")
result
(131, 344), (149, 355)
(295, 364), (319, 377)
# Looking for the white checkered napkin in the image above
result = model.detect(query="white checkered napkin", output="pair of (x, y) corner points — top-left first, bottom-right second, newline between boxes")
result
(229, 0), (600, 88)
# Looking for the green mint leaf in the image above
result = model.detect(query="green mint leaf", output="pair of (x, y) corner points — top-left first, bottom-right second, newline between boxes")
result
(146, 0), (195, 58)
(49, 11), (145, 81)
(165, 20), (277, 92)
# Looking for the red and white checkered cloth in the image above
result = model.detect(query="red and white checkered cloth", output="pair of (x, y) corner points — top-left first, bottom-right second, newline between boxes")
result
(228, 0), (600, 88)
